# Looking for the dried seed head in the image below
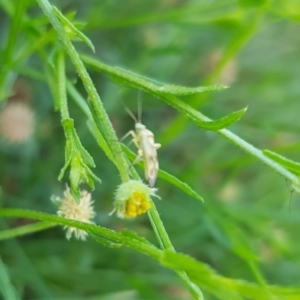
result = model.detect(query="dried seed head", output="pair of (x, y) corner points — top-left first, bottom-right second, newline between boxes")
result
(55, 187), (95, 241)
(111, 180), (160, 219)
(0, 102), (34, 143)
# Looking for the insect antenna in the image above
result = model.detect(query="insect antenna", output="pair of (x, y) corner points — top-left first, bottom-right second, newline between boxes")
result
(124, 106), (138, 124)
(137, 90), (143, 123)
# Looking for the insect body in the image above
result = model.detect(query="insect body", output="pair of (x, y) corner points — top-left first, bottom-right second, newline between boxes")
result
(124, 107), (161, 187)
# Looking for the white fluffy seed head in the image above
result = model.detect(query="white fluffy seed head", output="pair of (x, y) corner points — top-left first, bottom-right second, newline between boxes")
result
(56, 187), (95, 241)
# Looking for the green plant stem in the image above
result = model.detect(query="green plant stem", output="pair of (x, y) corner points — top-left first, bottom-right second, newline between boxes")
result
(37, 0), (129, 183)
(0, 0), (28, 99)
(0, 208), (160, 259)
(217, 128), (296, 182)
(57, 50), (69, 120)
(66, 82), (116, 164)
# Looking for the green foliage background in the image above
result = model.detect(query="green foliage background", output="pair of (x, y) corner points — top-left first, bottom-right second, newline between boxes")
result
(1, 0), (300, 299)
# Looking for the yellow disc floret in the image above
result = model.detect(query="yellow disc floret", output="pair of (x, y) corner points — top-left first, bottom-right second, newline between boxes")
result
(123, 191), (152, 218)
(112, 180), (160, 219)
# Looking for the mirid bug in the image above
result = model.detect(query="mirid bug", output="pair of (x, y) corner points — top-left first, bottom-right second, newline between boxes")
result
(122, 99), (161, 187)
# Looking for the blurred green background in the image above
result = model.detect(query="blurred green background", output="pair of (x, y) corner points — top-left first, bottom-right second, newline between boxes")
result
(1, 0), (300, 299)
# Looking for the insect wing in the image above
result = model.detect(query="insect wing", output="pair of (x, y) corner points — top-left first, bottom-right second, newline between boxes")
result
(139, 129), (159, 187)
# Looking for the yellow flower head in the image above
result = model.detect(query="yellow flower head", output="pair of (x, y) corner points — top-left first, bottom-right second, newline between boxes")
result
(112, 180), (160, 219)
(55, 187), (95, 241)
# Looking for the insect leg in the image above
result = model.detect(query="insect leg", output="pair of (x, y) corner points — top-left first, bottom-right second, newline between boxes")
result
(120, 130), (134, 142)
(154, 143), (161, 149)
(129, 130), (140, 150)
(120, 130), (140, 149)
(132, 151), (143, 165)
(127, 149), (143, 175)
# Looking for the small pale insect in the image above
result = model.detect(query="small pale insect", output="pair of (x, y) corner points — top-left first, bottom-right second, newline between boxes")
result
(123, 100), (161, 187)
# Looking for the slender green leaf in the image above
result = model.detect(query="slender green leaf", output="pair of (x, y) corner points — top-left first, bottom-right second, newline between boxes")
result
(71, 124), (96, 167)
(158, 94), (247, 131)
(157, 83), (228, 95)
(52, 6), (95, 52)
(81, 55), (247, 131)
(84, 162), (101, 185)
(0, 208), (160, 259)
(58, 141), (72, 180)
(158, 169), (204, 202)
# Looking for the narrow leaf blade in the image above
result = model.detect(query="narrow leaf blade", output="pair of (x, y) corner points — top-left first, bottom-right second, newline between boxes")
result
(162, 94), (247, 130)
(82, 55), (247, 131)
(157, 84), (228, 95)
(196, 107), (247, 131)
(52, 6), (95, 52)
